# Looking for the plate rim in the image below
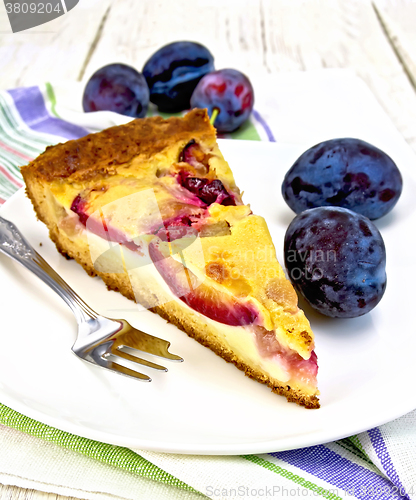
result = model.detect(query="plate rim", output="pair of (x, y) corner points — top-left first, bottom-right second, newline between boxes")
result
(1, 139), (416, 454)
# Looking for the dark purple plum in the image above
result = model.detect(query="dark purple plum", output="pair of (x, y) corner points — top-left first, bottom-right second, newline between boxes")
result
(284, 207), (387, 318)
(190, 68), (254, 133)
(82, 63), (149, 118)
(142, 41), (214, 112)
(282, 138), (403, 220)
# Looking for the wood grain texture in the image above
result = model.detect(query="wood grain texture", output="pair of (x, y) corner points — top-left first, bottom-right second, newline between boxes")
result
(259, 0), (416, 150)
(0, 0), (110, 89)
(81, 0), (269, 79)
(373, 0), (416, 89)
(0, 484), (80, 500)
(81, 0), (416, 152)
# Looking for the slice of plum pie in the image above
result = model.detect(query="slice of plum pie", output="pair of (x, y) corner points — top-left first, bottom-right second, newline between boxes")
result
(21, 109), (319, 408)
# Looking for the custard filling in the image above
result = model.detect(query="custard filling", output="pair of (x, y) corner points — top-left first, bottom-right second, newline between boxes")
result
(49, 139), (318, 391)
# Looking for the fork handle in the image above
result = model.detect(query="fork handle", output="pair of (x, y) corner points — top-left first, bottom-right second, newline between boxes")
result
(0, 216), (97, 322)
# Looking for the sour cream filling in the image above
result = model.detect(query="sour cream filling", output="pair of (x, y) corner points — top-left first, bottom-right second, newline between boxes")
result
(66, 223), (318, 392)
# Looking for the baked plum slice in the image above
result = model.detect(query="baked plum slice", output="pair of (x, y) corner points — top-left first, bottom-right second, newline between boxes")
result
(149, 238), (258, 326)
(254, 327), (318, 384)
(152, 214), (200, 242)
(177, 140), (238, 206)
(178, 174), (236, 206)
(70, 194), (139, 251)
(70, 194), (88, 225)
(179, 140), (211, 172)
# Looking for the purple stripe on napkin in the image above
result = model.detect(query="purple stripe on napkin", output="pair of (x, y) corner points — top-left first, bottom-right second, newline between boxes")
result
(368, 428), (410, 498)
(252, 109), (276, 142)
(273, 445), (406, 500)
(7, 87), (88, 140)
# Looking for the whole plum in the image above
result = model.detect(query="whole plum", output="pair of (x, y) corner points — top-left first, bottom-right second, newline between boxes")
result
(282, 138), (403, 220)
(284, 207), (386, 318)
(142, 41), (214, 112)
(190, 68), (254, 133)
(83, 63), (149, 118)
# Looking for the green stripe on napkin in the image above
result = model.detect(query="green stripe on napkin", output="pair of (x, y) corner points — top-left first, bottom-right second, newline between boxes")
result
(0, 403), (200, 493)
(242, 455), (342, 500)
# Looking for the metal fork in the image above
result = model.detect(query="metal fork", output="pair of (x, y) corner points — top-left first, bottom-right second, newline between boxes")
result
(0, 216), (183, 382)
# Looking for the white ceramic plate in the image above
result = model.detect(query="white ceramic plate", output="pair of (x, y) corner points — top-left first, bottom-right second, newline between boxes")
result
(1, 138), (416, 455)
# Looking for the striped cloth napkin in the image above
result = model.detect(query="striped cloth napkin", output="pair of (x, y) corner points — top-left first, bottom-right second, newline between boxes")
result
(1, 77), (416, 500)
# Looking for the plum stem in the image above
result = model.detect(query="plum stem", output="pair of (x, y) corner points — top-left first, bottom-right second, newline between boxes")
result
(210, 108), (219, 126)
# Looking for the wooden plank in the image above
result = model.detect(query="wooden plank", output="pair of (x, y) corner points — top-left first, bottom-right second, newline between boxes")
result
(373, 0), (416, 89)
(83, 0), (416, 152)
(0, 0), (110, 89)
(259, 0), (416, 151)
(0, 483), (79, 499)
(81, 0), (267, 80)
